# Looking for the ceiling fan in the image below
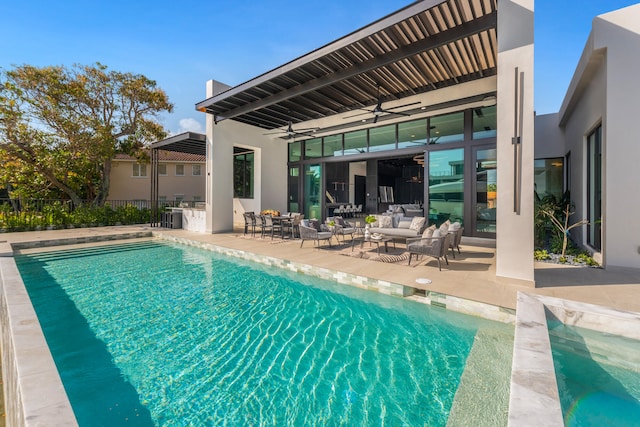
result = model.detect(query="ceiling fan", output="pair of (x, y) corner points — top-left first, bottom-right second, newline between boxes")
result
(344, 85), (421, 123)
(263, 119), (319, 139)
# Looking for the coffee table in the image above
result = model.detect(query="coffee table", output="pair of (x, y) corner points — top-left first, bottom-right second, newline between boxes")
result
(351, 235), (395, 255)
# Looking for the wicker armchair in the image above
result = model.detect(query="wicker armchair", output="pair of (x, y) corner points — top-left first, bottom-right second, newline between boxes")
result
(329, 216), (356, 243)
(299, 222), (333, 248)
(406, 232), (452, 270)
(448, 227), (464, 258)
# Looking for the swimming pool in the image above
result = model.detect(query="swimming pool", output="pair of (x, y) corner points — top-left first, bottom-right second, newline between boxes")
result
(549, 323), (640, 426)
(16, 240), (510, 426)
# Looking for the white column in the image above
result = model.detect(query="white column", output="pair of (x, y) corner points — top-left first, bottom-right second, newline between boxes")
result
(496, 0), (535, 286)
(205, 80), (234, 233)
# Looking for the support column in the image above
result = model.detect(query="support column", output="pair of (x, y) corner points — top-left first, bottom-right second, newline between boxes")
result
(205, 80), (234, 233)
(496, 0), (535, 286)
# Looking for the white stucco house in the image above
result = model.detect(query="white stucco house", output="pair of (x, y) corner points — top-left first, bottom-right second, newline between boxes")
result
(151, 0), (640, 285)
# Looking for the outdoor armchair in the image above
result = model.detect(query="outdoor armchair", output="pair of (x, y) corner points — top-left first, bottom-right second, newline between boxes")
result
(406, 232), (452, 270)
(299, 221), (333, 248)
(330, 216), (356, 243)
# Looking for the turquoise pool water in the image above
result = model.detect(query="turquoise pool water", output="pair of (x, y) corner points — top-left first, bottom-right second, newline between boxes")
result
(17, 240), (500, 426)
(549, 324), (640, 426)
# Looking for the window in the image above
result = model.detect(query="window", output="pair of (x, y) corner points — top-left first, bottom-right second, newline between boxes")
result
(234, 147), (254, 198)
(192, 164), (202, 176)
(175, 164), (185, 176)
(304, 138), (322, 159)
(132, 163), (147, 177)
(472, 106), (497, 139)
(175, 194), (184, 203)
(369, 124), (396, 152)
(344, 129), (367, 155)
(323, 135), (343, 157)
(398, 119), (427, 148)
(289, 141), (302, 162)
(158, 164), (167, 176)
(193, 195), (202, 202)
(429, 112), (464, 144)
(534, 158), (564, 199)
(587, 125), (602, 250)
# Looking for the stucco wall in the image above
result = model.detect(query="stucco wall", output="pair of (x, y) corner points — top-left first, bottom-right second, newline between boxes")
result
(205, 81), (288, 232)
(559, 5), (640, 269)
(496, 0), (535, 285)
(534, 113), (564, 159)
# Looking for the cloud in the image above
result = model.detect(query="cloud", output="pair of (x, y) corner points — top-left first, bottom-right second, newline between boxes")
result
(178, 118), (204, 134)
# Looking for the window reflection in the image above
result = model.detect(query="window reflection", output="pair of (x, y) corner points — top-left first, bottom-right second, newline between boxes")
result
(429, 112), (464, 144)
(344, 130), (367, 155)
(323, 135), (343, 157)
(304, 138), (322, 159)
(369, 124), (396, 152)
(428, 148), (464, 226)
(473, 106), (497, 139)
(398, 119), (427, 148)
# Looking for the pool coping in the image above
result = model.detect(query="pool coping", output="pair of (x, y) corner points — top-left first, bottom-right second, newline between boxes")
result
(1, 232), (517, 426)
(508, 292), (640, 426)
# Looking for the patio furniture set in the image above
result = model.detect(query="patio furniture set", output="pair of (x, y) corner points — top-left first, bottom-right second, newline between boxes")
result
(242, 211), (463, 270)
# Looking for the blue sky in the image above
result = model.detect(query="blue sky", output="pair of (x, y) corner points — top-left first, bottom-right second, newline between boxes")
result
(1, 0), (638, 136)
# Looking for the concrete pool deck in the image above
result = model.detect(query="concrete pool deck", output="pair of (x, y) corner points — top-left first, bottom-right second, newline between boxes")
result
(3, 224), (640, 312)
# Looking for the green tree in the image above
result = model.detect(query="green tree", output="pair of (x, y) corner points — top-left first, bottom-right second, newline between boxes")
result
(0, 63), (173, 205)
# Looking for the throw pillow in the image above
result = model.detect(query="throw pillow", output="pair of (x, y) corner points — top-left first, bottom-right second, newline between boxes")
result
(334, 216), (346, 226)
(422, 224), (436, 238)
(398, 218), (412, 229)
(432, 228), (442, 238)
(379, 215), (393, 228)
(439, 220), (450, 235)
(448, 221), (461, 231)
(309, 219), (322, 231)
(409, 216), (426, 232)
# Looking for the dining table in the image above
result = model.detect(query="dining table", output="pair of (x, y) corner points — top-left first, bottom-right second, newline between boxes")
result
(272, 215), (295, 239)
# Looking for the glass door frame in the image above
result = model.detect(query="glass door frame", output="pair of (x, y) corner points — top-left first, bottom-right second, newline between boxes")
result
(471, 144), (497, 238)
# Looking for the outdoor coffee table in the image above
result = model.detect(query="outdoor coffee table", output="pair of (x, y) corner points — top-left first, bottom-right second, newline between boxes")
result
(351, 235), (395, 255)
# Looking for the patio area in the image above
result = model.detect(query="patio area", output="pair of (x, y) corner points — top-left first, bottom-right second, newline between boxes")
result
(3, 225), (640, 313)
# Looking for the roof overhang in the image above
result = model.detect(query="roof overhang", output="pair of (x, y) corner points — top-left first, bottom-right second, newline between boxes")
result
(195, 0), (497, 133)
(150, 132), (206, 155)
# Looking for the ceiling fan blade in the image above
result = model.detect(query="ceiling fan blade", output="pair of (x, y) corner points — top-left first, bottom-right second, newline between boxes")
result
(380, 109), (411, 117)
(343, 108), (374, 119)
(384, 101), (421, 111)
(373, 115), (379, 124)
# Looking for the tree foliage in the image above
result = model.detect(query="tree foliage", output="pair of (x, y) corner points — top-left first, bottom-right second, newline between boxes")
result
(0, 63), (173, 205)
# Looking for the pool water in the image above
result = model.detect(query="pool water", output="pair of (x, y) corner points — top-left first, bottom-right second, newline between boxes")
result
(17, 240), (501, 426)
(549, 324), (640, 426)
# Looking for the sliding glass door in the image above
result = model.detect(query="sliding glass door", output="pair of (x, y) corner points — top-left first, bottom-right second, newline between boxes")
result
(474, 147), (497, 235)
(428, 148), (464, 226)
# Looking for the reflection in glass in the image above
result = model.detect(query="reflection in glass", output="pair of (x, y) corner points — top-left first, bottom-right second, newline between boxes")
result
(288, 167), (299, 213)
(476, 148), (497, 234)
(587, 126), (601, 250)
(344, 130), (367, 155)
(369, 124), (396, 152)
(303, 164), (322, 220)
(472, 106), (497, 139)
(429, 112), (464, 144)
(289, 141), (301, 162)
(304, 138), (322, 159)
(398, 119), (427, 148)
(323, 135), (343, 157)
(534, 158), (563, 199)
(428, 148), (464, 226)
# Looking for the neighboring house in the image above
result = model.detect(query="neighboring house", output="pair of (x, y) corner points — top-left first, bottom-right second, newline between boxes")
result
(154, 1), (640, 285)
(108, 150), (206, 204)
